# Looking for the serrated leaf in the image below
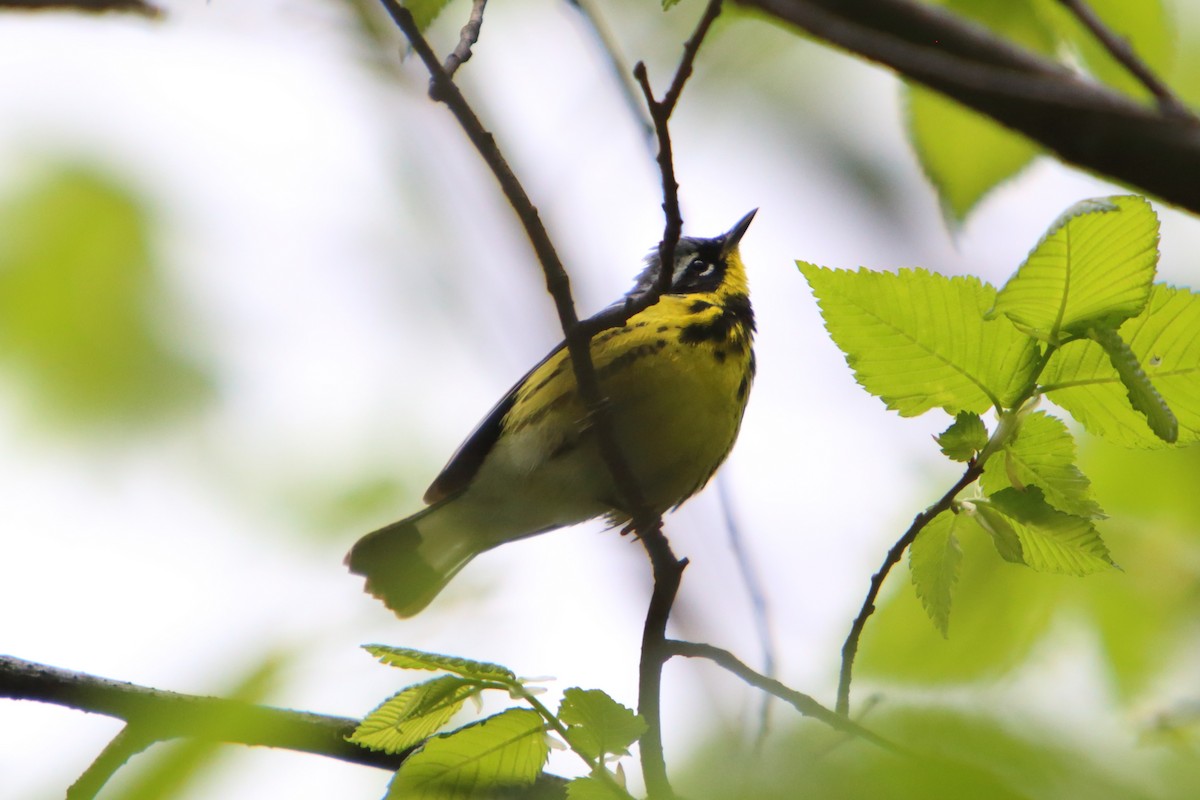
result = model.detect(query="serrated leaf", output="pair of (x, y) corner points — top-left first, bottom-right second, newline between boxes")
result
(909, 511), (965, 637)
(990, 195), (1159, 343)
(351, 676), (479, 754)
(558, 689), (647, 761)
(365, 645), (515, 683)
(387, 708), (549, 800)
(980, 411), (1103, 518)
(799, 263), (1039, 416)
(1042, 284), (1200, 447)
(905, 0), (1053, 219)
(937, 411), (989, 461)
(1089, 325), (1177, 443)
(983, 488), (1114, 576)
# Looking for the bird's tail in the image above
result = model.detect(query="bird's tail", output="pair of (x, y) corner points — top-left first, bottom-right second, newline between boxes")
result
(345, 503), (481, 618)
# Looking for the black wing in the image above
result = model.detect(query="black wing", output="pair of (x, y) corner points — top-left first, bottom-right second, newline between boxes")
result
(422, 340), (568, 504)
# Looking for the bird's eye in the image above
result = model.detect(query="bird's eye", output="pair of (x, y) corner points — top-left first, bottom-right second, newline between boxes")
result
(686, 259), (715, 278)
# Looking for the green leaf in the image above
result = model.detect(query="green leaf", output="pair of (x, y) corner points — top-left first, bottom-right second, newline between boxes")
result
(0, 166), (209, 427)
(405, 0), (454, 31)
(971, 501), (1026, 565)
(1088, 325), (1177, 443)
(909, 511), (965, 637)
(982, 487), (1114, 576)
(566, 775), (631, 800)
(990, 195), (1159, 343)
(350, 676), (480, 754)
(558, 689), (647, 761)
(387, 708), (549, 800)
(365, 645), (515, 683)
(937, 411), (989, 461)
(905, 0), (1053, 219)
(799, 263), (1039, 416)
(1042, 284), (1200, 447)
(980, 411), (1103, 518)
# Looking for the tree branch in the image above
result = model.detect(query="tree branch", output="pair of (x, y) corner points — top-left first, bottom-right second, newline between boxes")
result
(0, 655), (405, 772)
(0, 0), (159, 14)
(3, 655), (571, 797)
(739, 0), (1200, 215)
(664, 640), (905, 755)
(1055, 0), (1193, 120)
(836, 461), (984, 715)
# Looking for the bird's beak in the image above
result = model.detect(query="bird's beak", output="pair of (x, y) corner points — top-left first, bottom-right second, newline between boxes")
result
(721, 209), (758, 256)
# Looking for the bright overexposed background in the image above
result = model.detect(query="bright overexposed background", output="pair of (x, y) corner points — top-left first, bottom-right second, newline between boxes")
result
(2, 1), (1199, 798)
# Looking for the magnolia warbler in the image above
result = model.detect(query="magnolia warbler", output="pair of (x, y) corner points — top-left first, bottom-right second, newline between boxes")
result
(347, 210), (757, 617)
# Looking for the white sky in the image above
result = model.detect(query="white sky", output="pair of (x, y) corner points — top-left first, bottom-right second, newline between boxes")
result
(2, 1), (1198, 798)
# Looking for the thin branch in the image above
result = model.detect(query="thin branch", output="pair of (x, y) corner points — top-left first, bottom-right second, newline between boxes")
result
(565, 0), (655, 148)
(66, 725), (155, 800)
(1055, 0), (1194, 120)
(664, 640), (906, 755)
(717, 475), (776, 744)
(740, 0), (1200, 215)
(836, 461), (984, 715)
(441, 0), (487, 80)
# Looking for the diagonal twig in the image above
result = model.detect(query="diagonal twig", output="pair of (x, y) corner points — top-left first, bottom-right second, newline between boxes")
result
(378, 0), (658, 534)
(565, 0), (655, 148)
(717, 475), (777, 745)
(836, 461), (984, 715)
(441, 0), (488, 81)
(664, 640), (907, 756)
(1055, 0), (1194, 120)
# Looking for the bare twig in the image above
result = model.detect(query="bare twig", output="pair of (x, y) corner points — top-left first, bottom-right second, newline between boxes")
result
(739, 0), (1200, 214)
(565, 0), (654, 147)
(717, 475), (776, 744)
(1055, 0), (1194, 120)
(664, 640), (906, 755)
(441, 0), (488, 80)
(836, 461), (984, 715)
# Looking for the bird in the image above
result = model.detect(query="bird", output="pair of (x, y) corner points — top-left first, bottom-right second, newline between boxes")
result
(346, 210), (757, 617)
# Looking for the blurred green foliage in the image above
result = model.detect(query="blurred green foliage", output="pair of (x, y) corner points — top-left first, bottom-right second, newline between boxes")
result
(684, 704), (1198, 800)
(0, 165), (209, 429)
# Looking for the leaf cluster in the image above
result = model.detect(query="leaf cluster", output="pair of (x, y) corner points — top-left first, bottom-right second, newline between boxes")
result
(351, 646), (644, 799)
(801, 194), (1199, 635)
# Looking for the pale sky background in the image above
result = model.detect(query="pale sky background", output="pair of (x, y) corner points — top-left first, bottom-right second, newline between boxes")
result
(2, 1), (1199, 798)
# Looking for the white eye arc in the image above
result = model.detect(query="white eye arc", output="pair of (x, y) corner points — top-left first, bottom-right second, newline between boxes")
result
(686, 258), (715, 278)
